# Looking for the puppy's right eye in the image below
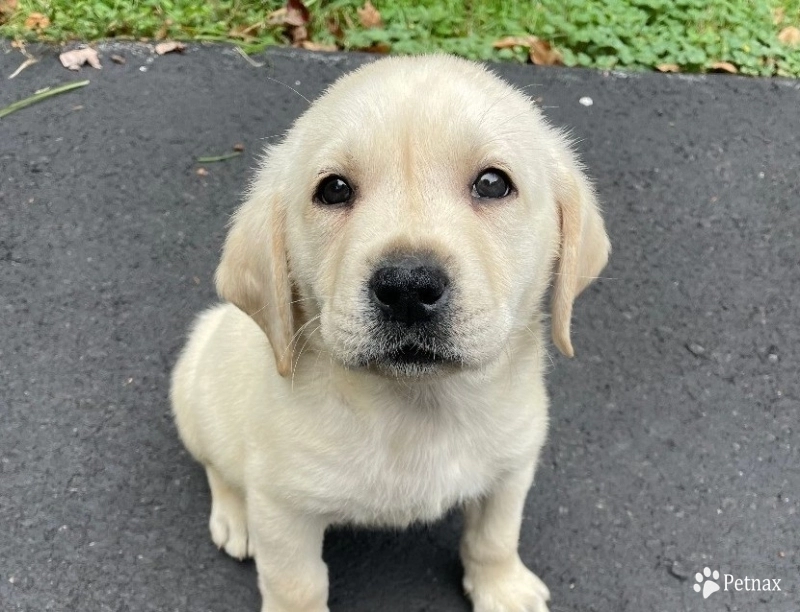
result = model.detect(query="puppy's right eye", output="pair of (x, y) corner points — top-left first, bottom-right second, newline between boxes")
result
(315, 175), (353, 206)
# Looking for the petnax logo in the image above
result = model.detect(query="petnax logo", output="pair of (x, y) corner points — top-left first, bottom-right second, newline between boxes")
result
(692, 567), (781, 600)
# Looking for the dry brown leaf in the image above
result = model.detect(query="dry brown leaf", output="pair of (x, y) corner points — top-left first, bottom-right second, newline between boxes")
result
(529, 39), (562, 66)
(154, 20), (172, 41)
(267, 8), (288, 25)
(357, 1), (382, 29)
(709, 61), (737, 74)
(492, 35), (561, 65)
(229, 22), (262, 40)
(656, 63), (680, 73)
(24, 11), (49, 30)
(267, 2), (308, 26)
(493, 35), (537, 49)
(290, 25), (308, 44)
(778, 26), (800, 46)
(299, 40), (338, 52)
(270, 0), (311, 45)
(0, 0), (18, 24)
(59, 48), (102, 71)
(359, 42), (391, 54)
(326, 18), (344, 38)
(155, 41), (187, 55)
(286, 0), (310, 26)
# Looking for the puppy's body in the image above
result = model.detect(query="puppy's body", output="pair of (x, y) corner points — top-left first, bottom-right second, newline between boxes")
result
(173, 303), (548, 528)
(171, 55), (609, 612)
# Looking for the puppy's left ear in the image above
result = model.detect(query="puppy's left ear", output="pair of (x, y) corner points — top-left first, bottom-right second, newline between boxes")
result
(550, 141), (611, 357)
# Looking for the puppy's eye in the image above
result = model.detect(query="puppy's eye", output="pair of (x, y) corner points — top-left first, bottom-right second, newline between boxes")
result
(472, 169), (512, 200)
(315, 175), (353, 206)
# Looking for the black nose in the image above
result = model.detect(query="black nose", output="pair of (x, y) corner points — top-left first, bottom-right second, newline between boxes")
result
(369, 255), (450, 325)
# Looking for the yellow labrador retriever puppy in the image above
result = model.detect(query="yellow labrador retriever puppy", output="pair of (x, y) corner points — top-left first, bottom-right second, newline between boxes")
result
(171, 55), (609, 612)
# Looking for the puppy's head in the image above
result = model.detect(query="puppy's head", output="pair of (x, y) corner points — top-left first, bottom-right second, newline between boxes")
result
(217, 56), (610, 378)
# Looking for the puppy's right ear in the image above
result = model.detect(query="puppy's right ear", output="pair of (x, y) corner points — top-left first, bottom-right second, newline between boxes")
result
(215, 182), (294, 377)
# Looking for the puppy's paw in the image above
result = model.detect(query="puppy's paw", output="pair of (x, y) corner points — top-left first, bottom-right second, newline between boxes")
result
(209, 495), (252, 560)
(464, 558), (550, 612)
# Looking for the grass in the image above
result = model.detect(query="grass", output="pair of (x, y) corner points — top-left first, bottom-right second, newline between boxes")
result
(1, 0), (799, 77)
(0, 79), (88, 118)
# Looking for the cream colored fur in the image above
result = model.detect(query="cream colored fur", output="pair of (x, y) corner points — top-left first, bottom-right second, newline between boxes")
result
(171, 55), (610, 612)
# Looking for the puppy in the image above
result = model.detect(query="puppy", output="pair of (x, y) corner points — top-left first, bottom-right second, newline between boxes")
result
(171, 55), (610, 612)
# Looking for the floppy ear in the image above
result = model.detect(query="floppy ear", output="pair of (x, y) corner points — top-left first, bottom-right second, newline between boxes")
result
(550, 145), (611, 357)
(215, 185), (294, 377)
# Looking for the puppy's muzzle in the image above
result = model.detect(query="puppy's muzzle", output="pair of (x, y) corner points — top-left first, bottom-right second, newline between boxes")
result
(369, 255), (450, 326)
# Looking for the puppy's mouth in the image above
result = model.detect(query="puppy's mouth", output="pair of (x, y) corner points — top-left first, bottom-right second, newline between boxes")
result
(389, 342), (447, 366)
(357, 339), (461, 376)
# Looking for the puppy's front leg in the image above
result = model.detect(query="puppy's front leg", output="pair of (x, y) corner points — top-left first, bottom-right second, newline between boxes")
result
(248, 491), (329, 612)
(461, 464), (550, 612)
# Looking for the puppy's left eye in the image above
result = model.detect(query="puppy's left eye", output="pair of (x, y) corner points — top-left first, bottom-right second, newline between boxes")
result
(472, 169), (513, 200)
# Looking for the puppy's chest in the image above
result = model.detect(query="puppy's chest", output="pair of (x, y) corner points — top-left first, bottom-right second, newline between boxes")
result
(296, 407), (523, 526)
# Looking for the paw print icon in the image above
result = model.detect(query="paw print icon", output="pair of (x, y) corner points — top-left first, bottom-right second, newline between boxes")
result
(694, 567), (721, 599)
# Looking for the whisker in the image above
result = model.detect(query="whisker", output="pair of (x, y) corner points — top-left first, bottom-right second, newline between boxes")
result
(551, 273), (619, 282)
(291, 324), (322, 391)
(263, 75), (312, 105)
(283, 314), (322, 358)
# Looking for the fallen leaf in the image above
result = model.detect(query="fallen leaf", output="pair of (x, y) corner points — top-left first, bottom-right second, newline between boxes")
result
(493, 35), (536, 49)
(358, 42), (391, 54)
(229, 22), (262, 40)
(155, 19), (172, 40)
(291, 25), (308, 44)
(656, 63), (680, 73)
(528, 39), (562, 66)
(267, 7), (288, 25)
(492, 35), (561, 65)
(155, 41), (186, 55)
(59, 48), (102, 71)
(0, 0), (17, 24)
(709, 61), (737, 74)
(110, 54), (126, 64)
(299, 40), (338, 52)
(778, 26), (800, 46)
(326, 18), (344, 39)
(24, 11), (49, 30)
(357, 1), (382, 29)
(285, 0), (310, 26)
(270, 0), (311, 45)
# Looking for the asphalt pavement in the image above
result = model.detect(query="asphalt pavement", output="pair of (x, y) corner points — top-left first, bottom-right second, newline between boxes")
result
(1, 43), (799, 612)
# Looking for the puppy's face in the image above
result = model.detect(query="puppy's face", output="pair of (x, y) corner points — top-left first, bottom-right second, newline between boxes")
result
(217, 56), (610, 378)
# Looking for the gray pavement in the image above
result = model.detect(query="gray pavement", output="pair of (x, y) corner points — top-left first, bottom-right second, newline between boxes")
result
(1, 44), (799, 612)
